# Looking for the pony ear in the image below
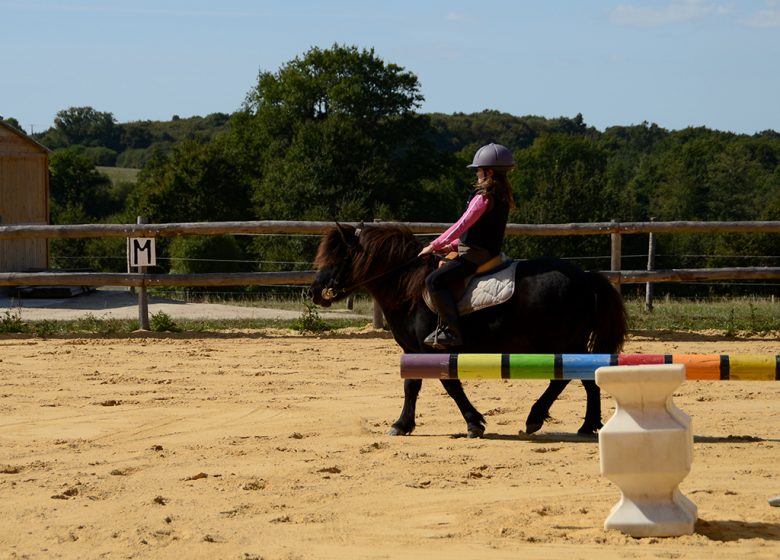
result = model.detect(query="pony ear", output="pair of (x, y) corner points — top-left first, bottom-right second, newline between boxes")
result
(335, 222), (349, 242)
(335, 222), (357, 246)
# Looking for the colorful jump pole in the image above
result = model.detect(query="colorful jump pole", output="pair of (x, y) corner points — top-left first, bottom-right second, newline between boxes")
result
(400, 353), (780, 381)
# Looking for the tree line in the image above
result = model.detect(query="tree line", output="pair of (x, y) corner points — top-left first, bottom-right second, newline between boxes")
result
(3, 44), (778, 295)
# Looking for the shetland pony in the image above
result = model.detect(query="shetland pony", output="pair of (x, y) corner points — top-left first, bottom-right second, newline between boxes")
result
(309, 223), (627, 437)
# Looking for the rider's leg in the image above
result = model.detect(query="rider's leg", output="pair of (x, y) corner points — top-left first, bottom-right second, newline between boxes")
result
(424, 258), (476, 348)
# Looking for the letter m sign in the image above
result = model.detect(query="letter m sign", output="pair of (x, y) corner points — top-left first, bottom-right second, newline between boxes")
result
(128, 238), (157, 267)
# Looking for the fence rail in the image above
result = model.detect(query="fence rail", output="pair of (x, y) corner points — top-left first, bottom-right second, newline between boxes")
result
(1, 220), (780, 240)
(1, 220), (779, 289)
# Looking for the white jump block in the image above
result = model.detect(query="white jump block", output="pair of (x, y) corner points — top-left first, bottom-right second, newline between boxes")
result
(596, 364), (697, 537)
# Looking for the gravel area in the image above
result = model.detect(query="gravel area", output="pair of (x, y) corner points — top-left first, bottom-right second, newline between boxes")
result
(0, 287), (369, 322)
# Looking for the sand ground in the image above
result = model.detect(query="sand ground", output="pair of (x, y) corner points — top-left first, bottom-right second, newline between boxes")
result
(0, 327), (778, 560)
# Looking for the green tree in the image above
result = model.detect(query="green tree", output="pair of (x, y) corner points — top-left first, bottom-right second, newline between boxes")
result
(130, 138), (252, 224)
(232, 44), (455, 223)
(43, 106), (121, 150)
(507, 133), (613, 262)
(48, 149), (114, 222)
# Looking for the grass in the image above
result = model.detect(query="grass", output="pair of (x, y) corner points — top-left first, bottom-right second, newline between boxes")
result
(97, 166), (139, 185)
(1, 296), (777, 337)
(625, 296), (778, 335)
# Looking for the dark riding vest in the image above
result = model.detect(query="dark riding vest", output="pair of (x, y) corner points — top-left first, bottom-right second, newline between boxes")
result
(459, 191), (509, 260)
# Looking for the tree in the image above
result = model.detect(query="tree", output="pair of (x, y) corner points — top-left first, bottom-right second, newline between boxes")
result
(43, 106), (121, 150)
(48, 149), (114, 222)
(130, 138), (252, 224)
(232, 44), (455, 224)
(507, 133), (613, 261)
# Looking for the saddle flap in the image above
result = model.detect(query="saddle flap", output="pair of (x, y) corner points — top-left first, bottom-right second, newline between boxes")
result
(423, 260), (518, 316)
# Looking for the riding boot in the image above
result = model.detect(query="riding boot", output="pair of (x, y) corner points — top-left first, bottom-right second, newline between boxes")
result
(424, 289), (463, 348)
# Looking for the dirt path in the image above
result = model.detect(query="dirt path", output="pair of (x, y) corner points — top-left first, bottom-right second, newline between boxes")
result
(0, 329), (778, 559)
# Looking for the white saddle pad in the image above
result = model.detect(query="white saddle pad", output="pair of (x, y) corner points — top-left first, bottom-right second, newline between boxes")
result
(423, 261), (517, 316)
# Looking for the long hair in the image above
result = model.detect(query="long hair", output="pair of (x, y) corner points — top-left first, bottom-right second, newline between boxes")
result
(476, 169), (515, 209)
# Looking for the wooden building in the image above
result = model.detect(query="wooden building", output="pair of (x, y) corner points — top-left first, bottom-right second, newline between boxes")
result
(0, 121), (50, 274)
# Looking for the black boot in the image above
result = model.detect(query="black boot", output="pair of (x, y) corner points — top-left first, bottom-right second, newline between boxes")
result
(424, 290), (463, 348)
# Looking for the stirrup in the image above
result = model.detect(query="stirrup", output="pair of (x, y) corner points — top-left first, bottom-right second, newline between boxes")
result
(424, 326), (462, 349)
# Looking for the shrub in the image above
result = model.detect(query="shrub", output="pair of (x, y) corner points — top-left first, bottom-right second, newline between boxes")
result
(150, 311), (179, 332)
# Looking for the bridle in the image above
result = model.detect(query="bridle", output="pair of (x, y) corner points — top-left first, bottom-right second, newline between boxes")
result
(320, 228), (421, 302)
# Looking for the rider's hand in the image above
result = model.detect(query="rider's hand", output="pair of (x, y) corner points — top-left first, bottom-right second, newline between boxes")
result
(418, 244), (435, 258)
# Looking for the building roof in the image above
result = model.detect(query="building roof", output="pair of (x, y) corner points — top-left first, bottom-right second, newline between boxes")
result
(0, 120), (51, 154)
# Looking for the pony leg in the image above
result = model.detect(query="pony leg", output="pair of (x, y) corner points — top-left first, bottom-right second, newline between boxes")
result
(578, 380), (603, 435)
(440, 379), (486, 438)
(525, 380), (571, 434)
(388, 379), (422, 436)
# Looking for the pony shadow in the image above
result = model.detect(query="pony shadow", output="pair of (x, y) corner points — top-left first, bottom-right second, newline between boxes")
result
(695, 519), (780, 541)
(448, 431), (599, 443)
(694, 435), (780, 444)
(441, 432), (778, 445)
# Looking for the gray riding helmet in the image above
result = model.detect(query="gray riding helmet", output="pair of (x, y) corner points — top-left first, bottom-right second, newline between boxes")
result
(466, 143), (515, 169)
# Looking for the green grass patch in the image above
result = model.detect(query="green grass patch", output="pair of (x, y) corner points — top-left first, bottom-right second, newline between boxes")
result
(625, 296), (779, 334)
(0, 314), (370, 337)
(97, 166), (140, 185)
(2, 297), (776, 337)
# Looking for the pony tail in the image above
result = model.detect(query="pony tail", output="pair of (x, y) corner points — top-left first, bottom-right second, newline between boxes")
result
(586, 272), (628, 353)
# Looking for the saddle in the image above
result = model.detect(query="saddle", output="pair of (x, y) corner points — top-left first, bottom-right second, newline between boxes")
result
(423, 254), (518, 316)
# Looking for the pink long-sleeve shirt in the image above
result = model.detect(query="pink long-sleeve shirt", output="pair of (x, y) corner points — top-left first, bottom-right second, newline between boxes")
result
(430, 192), (490, 252)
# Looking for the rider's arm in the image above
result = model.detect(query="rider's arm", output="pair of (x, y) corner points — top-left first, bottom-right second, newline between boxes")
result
(430, 193), (490, 251)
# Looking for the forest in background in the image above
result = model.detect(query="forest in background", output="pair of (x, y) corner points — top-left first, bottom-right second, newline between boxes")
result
(1, 45), (778, 296)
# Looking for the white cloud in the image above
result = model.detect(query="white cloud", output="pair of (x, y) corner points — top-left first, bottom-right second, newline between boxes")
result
(609, 0), (731, 27)
(739, 0), (780, 28)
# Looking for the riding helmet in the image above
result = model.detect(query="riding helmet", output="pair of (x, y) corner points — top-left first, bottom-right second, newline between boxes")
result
(467, 143), (515, 169)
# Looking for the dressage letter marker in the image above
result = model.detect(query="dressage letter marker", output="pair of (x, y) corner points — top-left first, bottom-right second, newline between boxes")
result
(400, 353), (780, 381)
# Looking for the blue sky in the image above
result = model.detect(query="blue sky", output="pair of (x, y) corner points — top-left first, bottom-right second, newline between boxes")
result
(2, 0), (779, 136)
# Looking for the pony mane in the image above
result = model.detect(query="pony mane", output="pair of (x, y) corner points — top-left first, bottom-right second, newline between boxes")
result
(315, 223), (429, 308)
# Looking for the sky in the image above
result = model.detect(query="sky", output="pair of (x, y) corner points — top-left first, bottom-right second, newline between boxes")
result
(2, 0), (780, 136)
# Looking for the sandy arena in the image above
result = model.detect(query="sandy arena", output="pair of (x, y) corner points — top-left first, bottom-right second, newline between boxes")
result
(1, 327), (778, 559)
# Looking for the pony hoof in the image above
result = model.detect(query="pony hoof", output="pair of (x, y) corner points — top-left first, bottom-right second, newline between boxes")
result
(525, 422), (543, 435)
(467, 428), (485, 439)
(387, 426), (412, 436)
(576, 427), (600, 437)
(577, 422), (603, 436)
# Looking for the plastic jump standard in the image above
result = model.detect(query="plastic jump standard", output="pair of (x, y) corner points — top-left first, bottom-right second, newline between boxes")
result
(400, 353), (780, 381)
(399, 354), (779, 538)
(596, 364), (697, 537)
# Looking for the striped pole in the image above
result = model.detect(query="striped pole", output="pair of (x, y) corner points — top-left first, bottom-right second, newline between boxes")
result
(400, 353), (780, 381)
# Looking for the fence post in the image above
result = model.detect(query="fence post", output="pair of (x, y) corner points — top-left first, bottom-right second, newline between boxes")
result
(371, 218), (385, 328)
(136, 216), (150, 330)
(372, 300), (384, 329)
(645, 218), (656, 313)
(610, 219), (622, 285)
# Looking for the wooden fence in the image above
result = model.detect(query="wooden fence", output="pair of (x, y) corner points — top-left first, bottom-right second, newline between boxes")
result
(1, 219), (778, 327)
(1, 219), (779, 288)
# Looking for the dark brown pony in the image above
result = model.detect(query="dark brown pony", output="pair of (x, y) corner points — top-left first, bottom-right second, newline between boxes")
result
(309, 223), (627, 437)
